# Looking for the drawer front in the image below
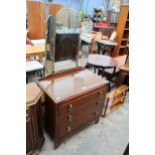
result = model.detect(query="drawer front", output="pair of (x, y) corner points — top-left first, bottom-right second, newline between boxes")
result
(57, 86), (108, 138)
(58, 86), (108, 116)
(58, 110), (96, 138)
(59, 101), (96, 127)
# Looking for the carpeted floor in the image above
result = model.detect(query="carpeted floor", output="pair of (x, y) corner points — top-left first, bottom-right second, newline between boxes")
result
(39, 95), (129, 155)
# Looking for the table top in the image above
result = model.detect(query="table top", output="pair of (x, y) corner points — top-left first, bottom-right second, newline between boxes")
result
(87, 54), (118, 69)
(119, 64), (129, 72)
(80, 33), (96, 43)
(26, 44), (45, 55)
(31, 39), (45, 45)
(26, 60), (44, 72)
(97, 39), (118, 46)
(38, 68), (109, 104)
(26, 82), (43, 107)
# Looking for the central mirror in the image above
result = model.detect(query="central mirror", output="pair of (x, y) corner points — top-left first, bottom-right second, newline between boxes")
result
(45, 8), (81, 74)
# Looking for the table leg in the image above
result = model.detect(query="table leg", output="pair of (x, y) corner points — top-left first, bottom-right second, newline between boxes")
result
(101, 68), (105, 78)
(26, 75), (28, 83)
(94, 67), (96, 73)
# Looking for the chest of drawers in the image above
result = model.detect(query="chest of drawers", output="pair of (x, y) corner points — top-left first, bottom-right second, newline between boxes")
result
(38, 67), (109, 149)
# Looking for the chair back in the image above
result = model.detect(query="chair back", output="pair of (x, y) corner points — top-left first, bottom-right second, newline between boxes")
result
(114, 54), (127, 68)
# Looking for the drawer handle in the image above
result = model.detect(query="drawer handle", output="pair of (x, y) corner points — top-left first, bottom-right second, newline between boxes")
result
(97, 100), (101, 105)
(99, 91), (103, 95)
(93, 111), (98, 116)
(68, 104), (73, 112)
(67, 115), (72, 122)
(66, 126), (72, 133)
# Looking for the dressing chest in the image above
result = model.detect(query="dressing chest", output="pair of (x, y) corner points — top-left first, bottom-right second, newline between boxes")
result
(37, 68), (109, 149)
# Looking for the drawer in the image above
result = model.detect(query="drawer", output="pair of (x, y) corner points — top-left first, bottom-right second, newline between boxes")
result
(58, 86), (108, 116)
(59, 100), (97, 127)
(58, 110), (97, 138)
(58, 94), (107, 138)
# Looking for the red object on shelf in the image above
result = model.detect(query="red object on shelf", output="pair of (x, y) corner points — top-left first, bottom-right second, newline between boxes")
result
(26, 37), (31, 45)
(96, 22), (109, 28)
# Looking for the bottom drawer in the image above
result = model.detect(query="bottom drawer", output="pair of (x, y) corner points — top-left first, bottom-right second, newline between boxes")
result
(58, 110), (98, 138)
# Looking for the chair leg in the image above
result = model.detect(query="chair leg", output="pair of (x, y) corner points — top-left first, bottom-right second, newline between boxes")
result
(102, 83), (110, 117)
(42, 68), (45, 77)
(26, 75), (28, 83)
(38, 70), (42, 77)
(102, 98), (109, 117)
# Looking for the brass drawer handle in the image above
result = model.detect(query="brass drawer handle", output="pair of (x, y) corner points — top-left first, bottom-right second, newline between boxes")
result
(99, 91), (103, 95)
(99, 91), (104, 97)
(67, 104), (73, 112)
(93, 111), (98, 116)
(66, 126), (72, 133)
(67, 115), (72, 122)
(97, 100), (101, 105)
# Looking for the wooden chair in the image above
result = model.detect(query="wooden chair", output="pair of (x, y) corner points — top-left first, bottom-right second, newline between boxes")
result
(100, 54), (127, 84)
(103, 85), (128, 117)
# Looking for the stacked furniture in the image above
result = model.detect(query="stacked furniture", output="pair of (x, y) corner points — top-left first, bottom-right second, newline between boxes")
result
(103, 85), (128, 117)
(37, 67), (109, 149)
(26, 83), (44, 155)
(26, 44), (45, 83)
(113, 5), (129, 56)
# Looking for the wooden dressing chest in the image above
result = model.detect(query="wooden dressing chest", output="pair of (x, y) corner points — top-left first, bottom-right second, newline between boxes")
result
(37, 68), (109, 149)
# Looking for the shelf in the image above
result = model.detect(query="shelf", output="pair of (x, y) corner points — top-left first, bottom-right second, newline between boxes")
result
(122, 38), (128, 41)
(123, 31), (129, 39)
(120, 45), (127, 48)
(119, 48), (127, 55)
(110, 22), (117, 24)
(113, 5), (129, 56)
(121, 40), (128, 46)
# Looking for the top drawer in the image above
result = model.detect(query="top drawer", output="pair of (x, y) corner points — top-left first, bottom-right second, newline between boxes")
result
(58, 85), (108, 116)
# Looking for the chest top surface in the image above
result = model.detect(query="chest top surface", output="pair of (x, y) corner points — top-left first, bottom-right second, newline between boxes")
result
(38, 69), (109, 103)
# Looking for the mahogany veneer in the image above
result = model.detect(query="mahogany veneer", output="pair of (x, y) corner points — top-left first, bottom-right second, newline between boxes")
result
(37, 67), (109, 149)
